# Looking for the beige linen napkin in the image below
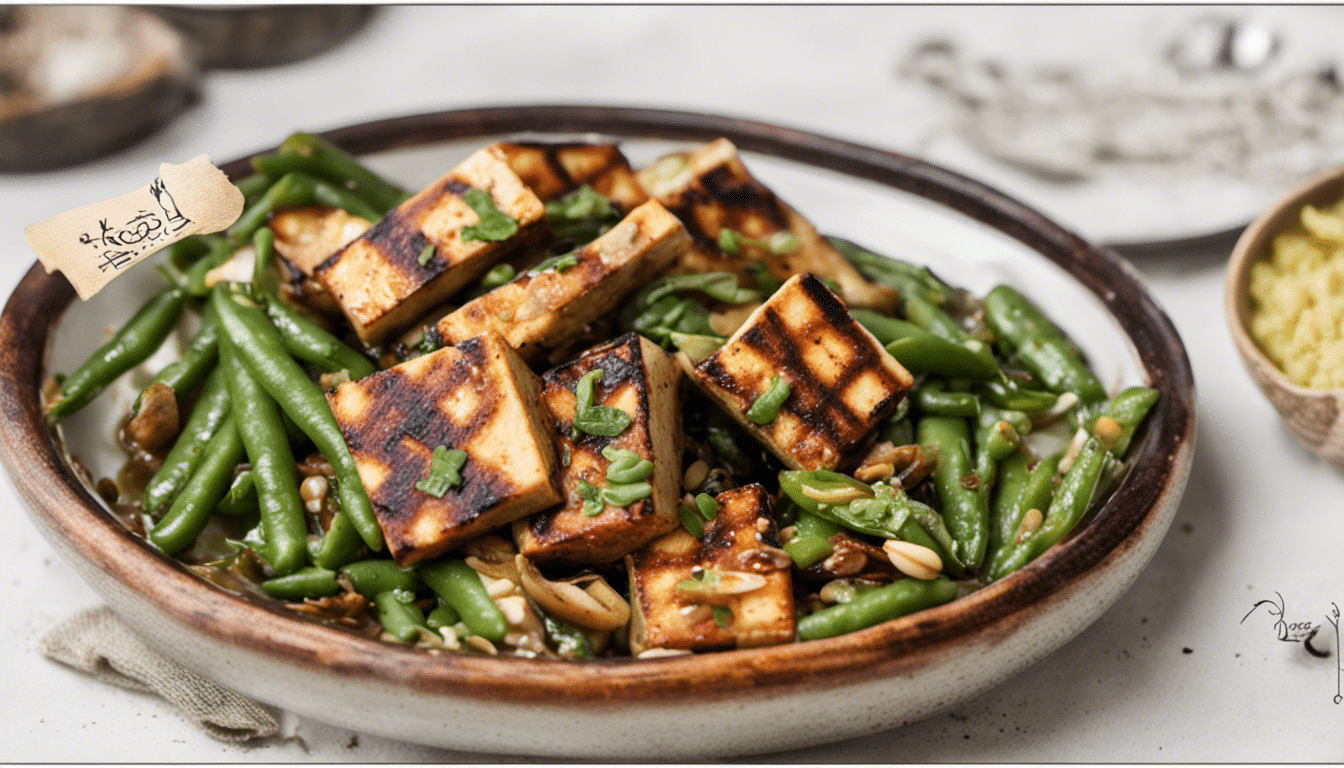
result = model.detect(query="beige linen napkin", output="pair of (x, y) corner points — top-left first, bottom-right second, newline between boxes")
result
(39, 606), (280, 742)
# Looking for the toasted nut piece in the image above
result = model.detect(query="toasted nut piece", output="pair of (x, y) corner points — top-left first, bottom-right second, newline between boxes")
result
(466, 635), (499, 655)
(800, 483), (873, 506)
(1058, 427), (1090, 475)
(1093, 415), (1123, 450)
(125, 381), (180, 451)
(723, 545), (793, 574)
(515, 555), (631, 632)
(480, 574), (518, 600)
(299, 475), (328, 514)
(821, 547), (867, 577)
(853, 462), (895, 483)
(883, 539), (942, 581)
(678, 604), (713, 624)
(674, 568), (768, 604)
(1034, 391), (1080, 427)
(1015, 508), (1044, 545)
(682, 460), (710, 492)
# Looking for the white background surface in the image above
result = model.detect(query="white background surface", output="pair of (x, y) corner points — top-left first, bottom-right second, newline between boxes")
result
(1, 6), (1342, 762)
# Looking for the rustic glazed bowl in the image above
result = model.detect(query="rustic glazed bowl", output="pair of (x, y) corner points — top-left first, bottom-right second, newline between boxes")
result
(0, 106), (1195, 759)
(1226, 163), (1344, 471)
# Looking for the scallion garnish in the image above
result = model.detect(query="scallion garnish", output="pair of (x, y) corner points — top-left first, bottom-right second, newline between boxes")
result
(415, 445), (468, 497)
(745, 375), (791, 425)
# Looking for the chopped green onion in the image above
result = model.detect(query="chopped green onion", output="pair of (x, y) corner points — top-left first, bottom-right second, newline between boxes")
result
(601, 445), (654, 484)
(417, 244), (436, 266)
(600, 482), (651, 507)
(571, 369), (632, 438)
(576, 478), (604, 516)
(528, 252), (579, 276)
(460, 188), (519, 242)
(717, 228), (800, 257)
(479, 263), (515, 290)
(415, 445), (468, 497)
(745, 375), (791, 425)
(745, 261), (782, 293)
(712, 605), (733, 628)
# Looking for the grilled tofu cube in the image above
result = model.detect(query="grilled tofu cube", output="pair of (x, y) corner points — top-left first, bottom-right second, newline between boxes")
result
(269, 206), (371, 317)
(435, 200), (689, 363)
(314, 145), (549, 345)
(513, 333), (682, 564)
(637, 138), (895, 314)
(327, 331), (561, 565)
(684, 273), (913, 471)
(626, 484), (794, 654)
(496, 141), (649, 212)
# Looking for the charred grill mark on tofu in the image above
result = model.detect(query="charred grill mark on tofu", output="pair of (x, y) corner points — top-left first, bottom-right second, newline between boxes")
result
(516, 333), (682, 564)
(698, 166), (791, 227)
(688, 274), (912, 469)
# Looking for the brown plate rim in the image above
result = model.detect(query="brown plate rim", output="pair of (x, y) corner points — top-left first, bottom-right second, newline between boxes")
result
(0, 104), (1195, 704)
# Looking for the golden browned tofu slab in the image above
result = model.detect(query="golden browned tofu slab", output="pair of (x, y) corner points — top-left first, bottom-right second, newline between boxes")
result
(512, 333), (682, 564)
(434, 199), (689, 363)
(626, 484), (794, 654)
(327, 331), (561, 565)
(269, 206), (371, 317)
(314, 145), (549, 345)
(636, 138), (895, 313)
(496, 141), (649, 212)
(684, 273), (913, 471)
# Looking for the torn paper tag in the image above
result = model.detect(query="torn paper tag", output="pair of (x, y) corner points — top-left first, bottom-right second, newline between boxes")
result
(24, 154), (244, 300)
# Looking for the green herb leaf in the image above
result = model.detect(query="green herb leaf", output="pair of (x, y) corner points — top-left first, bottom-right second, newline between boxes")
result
(678, 504), (705, 538)
(415, 445), (468, 497)
(528, 252), (579, 276)
(479, 263), (515, 290)
(417, 243), (436, 266)
(460, 188), (520, 242)
(570, 369), (632, 439)
(712, 605), (733, 628)
(745, 375), (791, 425)
(545, 185), (620, 246)
(744, 261), (782, 293)
(694, 492), (719, 521)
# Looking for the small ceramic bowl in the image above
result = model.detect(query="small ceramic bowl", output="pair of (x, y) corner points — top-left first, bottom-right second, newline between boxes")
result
(1225, 163), (1344, 471)
(0, 106), (1196, 758)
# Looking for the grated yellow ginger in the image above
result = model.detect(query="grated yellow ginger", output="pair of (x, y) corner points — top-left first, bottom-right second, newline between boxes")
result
(1248, 195), (1344, 388)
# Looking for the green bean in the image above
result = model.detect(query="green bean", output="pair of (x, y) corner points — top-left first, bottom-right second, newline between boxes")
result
(901, 293), (999, 375)
(913, 382), (981, 418)
(220, 339), (308, 576)
(227, 172), (380, 246)
(986, 451), (1030, 558)
(234, 172), (274, 204)
(46, 285), (187, 422)
(797, 576), (958, 640)
(341, 559), (424, 597)
(165, 235), (213, 270)
(877, 415), (914, 447)
(850, 309), (922, 345)
(989, 440), (1106, 581)
(918, 415), (988, 571)
(977, 380), (1059, 413)
(426, 603), (461, 631)
(214, 469), (258, 517)
(827, 236), (951, 303)
(885, 335), (1000, 381)
(265, 298), (375, 379)
(132, 310), (219, 418)
(784, 507), (841, 568)
(142, 364), (232, 513)
(985, 451), (1062, 579)
(184, 235), (236, 297)
(276, 132), (410, 214)
(148, 413), (244, 555)
(261, 566), (340, 601)
(531, 600), (594, 659)
(983, 285), (1106, 404)
(373, 589), (429, 643)
(417, 559), (507, 643)
(1092, 386), (1159, 456)
(211, 284), (382, 551)
(309, 491), (365, 570)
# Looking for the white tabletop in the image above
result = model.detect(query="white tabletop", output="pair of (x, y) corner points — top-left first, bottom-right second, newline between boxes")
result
(2, 6), (1342, 762)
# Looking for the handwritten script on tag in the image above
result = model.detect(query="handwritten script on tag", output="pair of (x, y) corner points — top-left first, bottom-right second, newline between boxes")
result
(24, 155), (244, 300)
